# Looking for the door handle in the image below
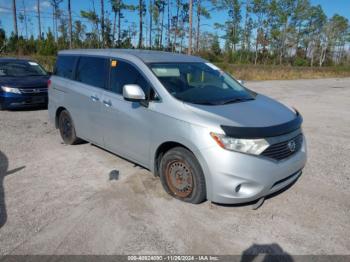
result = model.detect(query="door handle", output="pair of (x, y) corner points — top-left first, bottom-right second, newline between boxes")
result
(90, 95), (99, 102)
(103, 100), (112, 107)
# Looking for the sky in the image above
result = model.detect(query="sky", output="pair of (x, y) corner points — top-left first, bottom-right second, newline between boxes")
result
(0, 0), (349, 45)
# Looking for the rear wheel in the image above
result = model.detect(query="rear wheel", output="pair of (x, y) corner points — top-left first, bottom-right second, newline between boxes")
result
(58, 110), (80, 145)
(159, 147), (206, 204)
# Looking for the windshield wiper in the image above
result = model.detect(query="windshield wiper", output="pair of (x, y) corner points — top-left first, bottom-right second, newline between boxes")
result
(193, 101), (218, 105)
(218, 97), (254, 105)
(184, 100), (219, 105)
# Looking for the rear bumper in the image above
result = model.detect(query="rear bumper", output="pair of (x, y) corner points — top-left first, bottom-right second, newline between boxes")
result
(0, 93), (48, 108)
(198, 135), (307, 204)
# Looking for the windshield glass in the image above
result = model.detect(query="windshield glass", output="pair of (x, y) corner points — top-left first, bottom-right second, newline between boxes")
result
(0, 61), (47, 77)
(150, 62), (254, 105)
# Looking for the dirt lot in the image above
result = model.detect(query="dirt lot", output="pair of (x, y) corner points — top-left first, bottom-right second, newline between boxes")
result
(0, 78), (349, 255)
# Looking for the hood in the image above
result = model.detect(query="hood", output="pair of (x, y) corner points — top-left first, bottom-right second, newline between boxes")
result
(184, 94), (297, 128)
(0, 75), (50, 89)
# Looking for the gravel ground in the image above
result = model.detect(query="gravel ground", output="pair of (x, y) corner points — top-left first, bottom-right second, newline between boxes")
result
(0, 78), (349, 255)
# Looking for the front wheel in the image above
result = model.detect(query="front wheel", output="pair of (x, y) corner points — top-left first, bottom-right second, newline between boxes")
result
(58, 110), (80, 145)
(159, 147), (206, 204)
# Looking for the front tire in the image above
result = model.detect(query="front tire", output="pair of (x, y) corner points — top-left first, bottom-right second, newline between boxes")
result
(58, 110), (80, 145)
(159, 147), (206, 204)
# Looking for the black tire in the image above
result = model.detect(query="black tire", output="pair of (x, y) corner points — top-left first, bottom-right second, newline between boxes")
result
(0, 103), (6, 111)
(58, 110), (80, 145)
(159, 147), (206, 204)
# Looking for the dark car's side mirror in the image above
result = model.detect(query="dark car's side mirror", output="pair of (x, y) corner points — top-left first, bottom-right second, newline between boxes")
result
(47, 71), (53, 76)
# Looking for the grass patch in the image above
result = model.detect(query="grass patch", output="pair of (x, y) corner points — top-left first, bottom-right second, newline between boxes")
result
(217, 63), (350, 81)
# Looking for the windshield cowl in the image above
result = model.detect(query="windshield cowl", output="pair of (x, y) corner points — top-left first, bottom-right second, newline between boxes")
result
(180, 97), (255, 106)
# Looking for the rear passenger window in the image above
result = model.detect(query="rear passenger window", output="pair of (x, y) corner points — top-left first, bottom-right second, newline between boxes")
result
(110, 61), (150, 95)
(54, 55), (77, 79)
(75, 56), (107, 89)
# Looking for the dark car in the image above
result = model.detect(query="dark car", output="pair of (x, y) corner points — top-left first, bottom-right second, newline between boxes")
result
(0, 58), (50, 110)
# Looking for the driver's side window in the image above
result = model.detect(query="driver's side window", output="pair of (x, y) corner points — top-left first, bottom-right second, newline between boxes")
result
(109, 60), (147, 94)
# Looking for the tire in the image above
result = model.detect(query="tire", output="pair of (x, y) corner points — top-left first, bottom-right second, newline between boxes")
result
(159, 147), (206, 204)
(58, 110), (80, 145)
(0, 103), (6, 111)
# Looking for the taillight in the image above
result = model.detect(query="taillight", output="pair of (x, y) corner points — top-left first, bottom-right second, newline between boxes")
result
(47, 79), (51, 88)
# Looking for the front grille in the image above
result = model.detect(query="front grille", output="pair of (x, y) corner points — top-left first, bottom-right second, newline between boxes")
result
(261, 134), (303, 161)
(20, 87), (47, 94)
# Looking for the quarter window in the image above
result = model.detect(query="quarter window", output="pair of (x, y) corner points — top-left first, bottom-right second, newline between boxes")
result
(54, 55), (77, 79)
(75, 56), (108, 88)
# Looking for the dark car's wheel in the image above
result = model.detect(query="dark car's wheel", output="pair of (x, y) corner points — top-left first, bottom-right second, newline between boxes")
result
(58, 110), (80, 145)
(159, 147), (206, 204)
(0, 103), (6, 111)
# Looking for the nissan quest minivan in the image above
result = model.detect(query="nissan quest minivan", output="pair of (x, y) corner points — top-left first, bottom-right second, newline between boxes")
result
(48, 49), (307, 204)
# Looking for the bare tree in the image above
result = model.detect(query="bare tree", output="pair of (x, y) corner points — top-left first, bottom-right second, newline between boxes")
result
(24, 0), (28, 38)
(167, 0), (171, 49)
(188, 0), (193, 54)
(68, 0), (73, 48)
(159, 1), (165, 48)
(12, 0), (18, 38)
(195, 0), (200, 52)
(49, 0), (63, 41)
(37, 0), (42, 39)
(101, 0), (105, 47)
(195, 0), (209, 52)
(149, 0), (153, 48)
(172, 0), (181, 52)
(138, 0), (145, 48)
(111, 0), (135, 46)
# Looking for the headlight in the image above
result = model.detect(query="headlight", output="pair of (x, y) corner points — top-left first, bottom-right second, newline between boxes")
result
(210, 132), (269, 155)
(1, 86), (21, 94)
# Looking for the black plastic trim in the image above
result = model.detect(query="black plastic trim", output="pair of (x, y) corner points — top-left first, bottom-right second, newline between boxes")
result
(220, 111), (303, 139)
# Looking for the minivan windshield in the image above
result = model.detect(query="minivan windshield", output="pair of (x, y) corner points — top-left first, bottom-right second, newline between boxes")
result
(0, 61), (47, 77)
(150, 62), (254, 105)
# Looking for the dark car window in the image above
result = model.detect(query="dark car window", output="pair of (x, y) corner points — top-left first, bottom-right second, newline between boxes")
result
(110, 60), (153, 98)
(75, 56), (108, 89)
(54, 55), (77, 79)
(0, 61), (47, 77)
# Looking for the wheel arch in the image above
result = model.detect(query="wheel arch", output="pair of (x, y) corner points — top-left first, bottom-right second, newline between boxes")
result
(153, 141), (193, 177)
(153, 140), (212, 201)
(55, 106), (67, 128)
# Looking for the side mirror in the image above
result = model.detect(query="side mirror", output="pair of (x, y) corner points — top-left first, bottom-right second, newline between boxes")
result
(123, 84), (146, 102)
(237, 79), (245, 85)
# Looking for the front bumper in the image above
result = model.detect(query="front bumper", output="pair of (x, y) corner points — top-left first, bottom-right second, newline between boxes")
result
(198, 135), (307, 204)
(0, 92), (48, 109)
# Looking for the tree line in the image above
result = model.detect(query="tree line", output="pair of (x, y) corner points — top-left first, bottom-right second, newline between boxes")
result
(0, 0), (349, 67)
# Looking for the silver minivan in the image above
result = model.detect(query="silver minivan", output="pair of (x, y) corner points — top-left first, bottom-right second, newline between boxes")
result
(48, 49), (307, 204)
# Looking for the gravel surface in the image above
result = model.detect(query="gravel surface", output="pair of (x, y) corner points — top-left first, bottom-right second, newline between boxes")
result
(0, 78), (349, 255)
